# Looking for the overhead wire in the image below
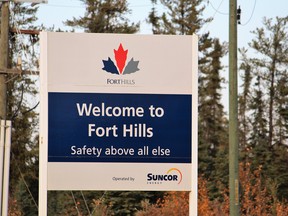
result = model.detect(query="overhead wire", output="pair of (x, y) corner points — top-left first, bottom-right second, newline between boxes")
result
(71, 191), (81, 215)
(202, 0), (258, 34)
(201, 0), (227, 34)
(12, 153), (39, 211)
(9, 2), (40, 115)
(208, 0), (229, 15)
(80, 191), (91, 215)
(4, 3), (20, 83)
(240, 0), (257, 26)
(90, 191), (107, 215)
(9, 2), (39, 77)
(6, 3), (40, 212)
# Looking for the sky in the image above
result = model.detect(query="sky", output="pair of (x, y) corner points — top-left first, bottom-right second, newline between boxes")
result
(34, 0), (288, 48)
(33, 0), (287, 112)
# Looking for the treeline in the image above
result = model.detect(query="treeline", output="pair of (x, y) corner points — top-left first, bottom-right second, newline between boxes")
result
(5, 0), (288, 215)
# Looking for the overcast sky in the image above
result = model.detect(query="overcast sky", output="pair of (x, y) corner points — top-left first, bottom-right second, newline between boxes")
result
(34, 0), (287, 47)
(33, 0), (287, 112)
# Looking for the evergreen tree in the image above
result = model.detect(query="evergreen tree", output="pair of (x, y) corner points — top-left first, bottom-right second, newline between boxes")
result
(272, 143), (288, 201)
(249, 16), (288, 146)
(102, 191), (163, 216)
(275, 76), (288, 146)
(65, 0), (139, 33)
(198, 38), (228, 198)
(238, 48), (253, 160)
(148, 0), (211, 35)
(6, 2), (40, 215)
(248, 75), (270, 172)
(272, 76), (288, 200)
(148, 0), (228, 200)
(243, 16), (288, 200)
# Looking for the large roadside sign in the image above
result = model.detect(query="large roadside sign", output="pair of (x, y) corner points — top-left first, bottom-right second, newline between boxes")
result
(39, 32), (198, 214)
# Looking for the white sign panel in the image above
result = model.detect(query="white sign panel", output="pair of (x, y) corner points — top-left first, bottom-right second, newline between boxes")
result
(40, 32), (198, 214)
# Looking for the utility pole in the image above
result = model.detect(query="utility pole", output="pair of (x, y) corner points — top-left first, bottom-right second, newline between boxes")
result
(0, 1), (10, 214)
(0, 3), (43, 116)
(0, 1), (45, 214)
(0, 1), (9, 120)
(229, 0), (239, 215)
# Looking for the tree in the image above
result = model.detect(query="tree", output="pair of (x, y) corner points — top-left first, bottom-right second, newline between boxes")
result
(147, 0), (228, 200)
(248, 75), (271, 173)
(240, 16), (288, 200)
(198, 38), (228, 198)
(238, 48), (253, 160)
(275, 76), (288, 146)
(147, 0), (211, 35)
(6, 2), (40, 215)
(249, 16), (288, 146)
(100, 191), (162, 216)
(65, 0), (139, 33)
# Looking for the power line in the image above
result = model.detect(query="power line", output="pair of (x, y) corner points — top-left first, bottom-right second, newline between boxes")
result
(208, 0), (229, 15)
(10, 3), (39, 77)
(201, 0), (227, 34)
(71, 191), (81, 216)
(240, 0), (257, 26)
(80, 191), (91, 215)
(13, 154), (39, 210)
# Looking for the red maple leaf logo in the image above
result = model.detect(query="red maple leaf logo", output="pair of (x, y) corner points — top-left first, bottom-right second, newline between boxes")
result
(114, 43), (128, 74)
(102, 43), (139, 75)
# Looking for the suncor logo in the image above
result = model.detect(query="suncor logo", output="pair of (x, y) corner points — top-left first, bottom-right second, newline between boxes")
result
(147, 168), (183, 185)
(102, 43), (140, 75)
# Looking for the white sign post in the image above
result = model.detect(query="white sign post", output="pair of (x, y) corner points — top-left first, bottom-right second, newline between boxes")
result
(40, 32), (198, 215)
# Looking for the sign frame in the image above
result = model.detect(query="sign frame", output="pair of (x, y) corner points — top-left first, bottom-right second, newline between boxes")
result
(39, 32), (198, 215)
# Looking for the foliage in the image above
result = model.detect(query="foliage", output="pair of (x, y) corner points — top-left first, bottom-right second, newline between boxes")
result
(92, 198), (112, 216)
(239, 16), (288, 201)
(148, 0), (228, 201)
(8, 198), (22, 216)
(148, 0), (211, 35)
(64, 0), (139, 33)
(10, 166), (288, 215)
(198, 38), (228, 196)
(135, 163), (288, 215)
(5, 0), (288, 214)
(135, 191), (189, 216)
(249, 16), (288, 146)
(238, 48), (253, 156)
(5, 2), (40, 215)
(101, 191), (163, 215)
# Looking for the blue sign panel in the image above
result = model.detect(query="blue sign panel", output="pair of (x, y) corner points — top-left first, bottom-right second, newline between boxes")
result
(48, 93), (192, 163)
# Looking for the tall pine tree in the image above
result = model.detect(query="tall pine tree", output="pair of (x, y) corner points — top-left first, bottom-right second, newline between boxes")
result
(64, 0), (139, 33)
(148, 0), (211, 35)
(249, 16), (288, 146)
(148, 0), (228, 200)
(5, 2), (40, 215)
(238, 48), (253, 160)
(248, 75), (270, 172)
(198, 38), (228, 199)
(240, 16), (288, 200)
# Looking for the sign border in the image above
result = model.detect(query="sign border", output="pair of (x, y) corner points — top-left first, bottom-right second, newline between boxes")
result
(39, 32), (198, 215)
